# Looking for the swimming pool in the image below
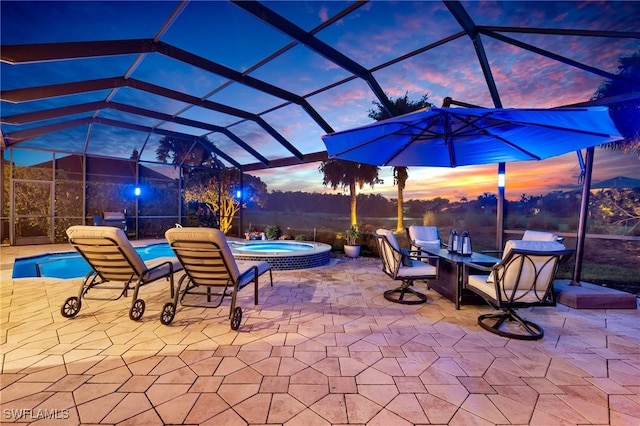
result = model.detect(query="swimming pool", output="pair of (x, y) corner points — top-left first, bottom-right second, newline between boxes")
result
(12, 240), (332, 279)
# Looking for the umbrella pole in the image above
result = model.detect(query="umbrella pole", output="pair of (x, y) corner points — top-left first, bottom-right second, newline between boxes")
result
(496, 163), (505, 250)
(572, 147), (594, 285)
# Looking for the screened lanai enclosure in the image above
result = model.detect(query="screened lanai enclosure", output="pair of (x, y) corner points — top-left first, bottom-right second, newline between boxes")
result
(2, 0), (639, 245)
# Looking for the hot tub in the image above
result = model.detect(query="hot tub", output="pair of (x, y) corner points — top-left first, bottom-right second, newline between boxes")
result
(229, 240), (332, 270)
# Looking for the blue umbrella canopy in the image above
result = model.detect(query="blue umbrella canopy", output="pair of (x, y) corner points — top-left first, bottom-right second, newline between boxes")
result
(322, 106), (623, 167)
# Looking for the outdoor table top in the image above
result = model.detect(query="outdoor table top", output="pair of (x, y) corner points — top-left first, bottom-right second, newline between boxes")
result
(424, 247), (501, 265)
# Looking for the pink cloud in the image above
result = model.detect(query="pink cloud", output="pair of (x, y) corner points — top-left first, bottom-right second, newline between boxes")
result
(318, 6), (329, 23)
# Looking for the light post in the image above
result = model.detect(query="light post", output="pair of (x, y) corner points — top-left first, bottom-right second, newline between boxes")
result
(497, 162), (505, 250)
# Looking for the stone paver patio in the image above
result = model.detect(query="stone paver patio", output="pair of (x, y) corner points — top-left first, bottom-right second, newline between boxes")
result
(1, 242), (639, 425)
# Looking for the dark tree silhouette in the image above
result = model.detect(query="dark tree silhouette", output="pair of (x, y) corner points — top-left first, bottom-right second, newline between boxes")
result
(319, 158), (382, 226)
(592, 48), (640, 157)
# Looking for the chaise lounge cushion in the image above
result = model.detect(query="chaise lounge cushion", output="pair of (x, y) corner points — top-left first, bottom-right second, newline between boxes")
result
(165, 227), (271, 288)
(66, 225), (182, 281)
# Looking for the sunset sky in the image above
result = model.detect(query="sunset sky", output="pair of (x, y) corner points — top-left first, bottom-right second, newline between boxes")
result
(2, 1), (638, 202)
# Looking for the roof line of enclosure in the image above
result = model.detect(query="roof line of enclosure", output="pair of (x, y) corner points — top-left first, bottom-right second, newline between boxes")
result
(231, 0), (397, 117)
(1, 0), (638, 171)
(2, 101), (270, 165)
(3, 19), (634, 145)
(445, 0), (502, 108)
(1, 76), (305, 162)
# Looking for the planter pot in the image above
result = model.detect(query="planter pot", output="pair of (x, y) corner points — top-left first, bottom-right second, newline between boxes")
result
(344, 244), (361, 258)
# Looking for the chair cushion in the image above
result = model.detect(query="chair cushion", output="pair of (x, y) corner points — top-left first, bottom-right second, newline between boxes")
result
(376, 229), (401, 251)
(376, 229), (402, 276)
(165, 227), (241, 280)
(413, 239), (441, 251)
(488, 240), (565, 302)
(66, 225), (147, 276)
(522, 230), (558, 241)
(236, 260), (270, 287)
(487, 239), (565, 284)
(400, 249), (413, 267)
(398, 261), (436, 278)
(145, 256), (183, 280)
(408, 225), (439, 241)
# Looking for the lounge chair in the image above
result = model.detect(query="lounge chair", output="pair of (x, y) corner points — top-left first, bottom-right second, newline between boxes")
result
(163, 227), (272, 330)
(375, 229), (439, 305)
(464, 239), (574, 340)
(61, 225), (182, 321)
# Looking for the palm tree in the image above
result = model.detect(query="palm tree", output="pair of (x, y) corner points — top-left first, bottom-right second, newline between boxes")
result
(592, 48), (640, 157)
(368, 92), (432, 231)
(319, 158), (381, 226)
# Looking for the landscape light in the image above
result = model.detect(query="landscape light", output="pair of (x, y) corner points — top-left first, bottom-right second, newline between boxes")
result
(236, 189), (242, 199)
(134, 187), (141, 197)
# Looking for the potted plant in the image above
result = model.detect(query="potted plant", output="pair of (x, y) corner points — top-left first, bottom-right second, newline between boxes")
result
(265, 225), (280, 240)
(344, 224), (361, 258)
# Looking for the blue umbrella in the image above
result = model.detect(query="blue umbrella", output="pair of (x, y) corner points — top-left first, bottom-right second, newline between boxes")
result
(322, 106), (623, 167)
(322, 105), (624, 286)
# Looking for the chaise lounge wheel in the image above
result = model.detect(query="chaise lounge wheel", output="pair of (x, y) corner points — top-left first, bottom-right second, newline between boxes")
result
(230, 306), (242, 330)
(61, 297), (81, 318)
(129, 299), (145, 321)
(160, 302), (176, 325)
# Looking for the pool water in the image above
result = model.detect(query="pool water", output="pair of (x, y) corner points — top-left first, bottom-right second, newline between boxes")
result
(231, 242), (313, 253)
(12, 243), (175, 279)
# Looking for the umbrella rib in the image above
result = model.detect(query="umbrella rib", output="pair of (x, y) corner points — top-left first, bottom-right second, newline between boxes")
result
(463, 116), (542, 160)
(466, 110), (621, 139)
(330, 123), (414, 162)
(456, 110), (621, 160)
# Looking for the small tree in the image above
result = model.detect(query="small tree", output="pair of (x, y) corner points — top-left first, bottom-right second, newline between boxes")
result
(184, 171), (234, 233)
(183, 168), (267, 234)
(156, 135), (266, 234)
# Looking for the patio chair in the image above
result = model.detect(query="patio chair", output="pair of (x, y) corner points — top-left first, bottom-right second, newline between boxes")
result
(375, 229), (439, 305)
(163, 227), (273, 330)
(61, 225), (181, 321)
(406, 225), (441, 253)
(464, 239), (574, 340)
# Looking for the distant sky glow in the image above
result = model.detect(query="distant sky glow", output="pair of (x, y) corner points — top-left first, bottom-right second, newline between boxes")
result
(1, 1), (638, 202)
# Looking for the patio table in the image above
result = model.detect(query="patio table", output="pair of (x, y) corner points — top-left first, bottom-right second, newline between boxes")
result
(420, 248), (500, 309)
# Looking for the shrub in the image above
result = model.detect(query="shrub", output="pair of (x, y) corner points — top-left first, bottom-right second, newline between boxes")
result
(422, 211), (437, 226)
(265, 225), (280, 240)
